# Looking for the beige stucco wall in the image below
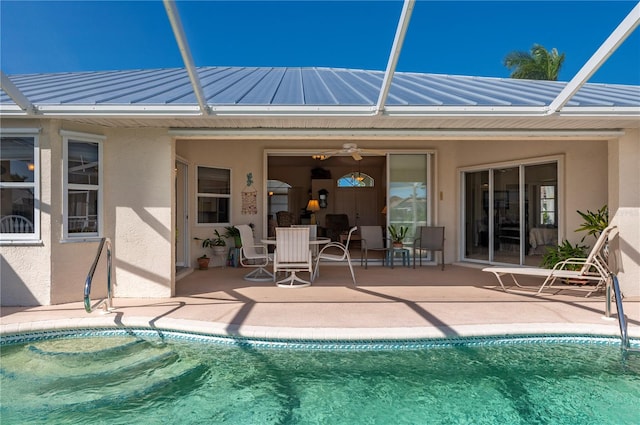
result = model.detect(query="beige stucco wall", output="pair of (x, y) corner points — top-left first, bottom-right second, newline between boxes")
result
(1, 121), (174, 306)
(2, 123), (637, 305)
(609, 129), (640, 297)
(103, 127), (174, 299)
(0, 119), (52, 305)
(177, 137), (610, 273)
(48, 125), (173, 303)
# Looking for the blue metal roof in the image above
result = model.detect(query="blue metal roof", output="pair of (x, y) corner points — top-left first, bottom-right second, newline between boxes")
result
(1, 66), (639, 110)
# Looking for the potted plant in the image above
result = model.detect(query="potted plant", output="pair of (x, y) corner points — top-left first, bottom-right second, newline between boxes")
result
(540, 205), (608, 282)
(224, 226), (242, 248)
(575, 205), (608, 240)
(195, 229), (227, 257)
(197, 254), (210, 270)
(388, 224), (408, 248)
(541, 240), (588, 270)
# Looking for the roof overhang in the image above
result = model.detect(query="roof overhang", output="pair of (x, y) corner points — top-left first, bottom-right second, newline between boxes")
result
(168, 128), (626, 141)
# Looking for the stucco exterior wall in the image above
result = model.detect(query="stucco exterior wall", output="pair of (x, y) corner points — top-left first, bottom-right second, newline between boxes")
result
(176, 137), (610, 272)
(609, 129), (640, 297)
(177, 139), (266, 268)
(2, 124), (635, 305)
(0, 119), (52, 305)
(104, 128), (174, 298)
(49, 125), (173, 302)
(2, 121), (174, 306)
(453, 138), (608, 246)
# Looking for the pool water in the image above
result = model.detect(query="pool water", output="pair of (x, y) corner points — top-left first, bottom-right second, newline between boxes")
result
(1, 332), (639, 425)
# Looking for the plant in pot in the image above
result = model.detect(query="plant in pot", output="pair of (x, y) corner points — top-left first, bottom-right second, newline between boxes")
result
(541, 204), (608, 282)
(195, 229), (227, 262)
(388, 224), (408, 248)
(196, 254), (210, 270)
(575, 204), (609, 240)
(224, 226), (242, 248)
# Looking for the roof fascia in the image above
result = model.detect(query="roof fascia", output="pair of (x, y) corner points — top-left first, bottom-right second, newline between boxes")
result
(375, 0), (415, 115)
(169, 128), (625, 140)
(163, 0), (209, 115)
(0, 71), (36, 115)
(547, 2), (640, 114)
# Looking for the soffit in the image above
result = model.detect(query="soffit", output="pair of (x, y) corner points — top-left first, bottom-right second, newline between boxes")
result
(52, 114), (639, 131)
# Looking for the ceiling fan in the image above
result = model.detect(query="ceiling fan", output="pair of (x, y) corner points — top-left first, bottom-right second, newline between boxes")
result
(313, 143), (385, 161)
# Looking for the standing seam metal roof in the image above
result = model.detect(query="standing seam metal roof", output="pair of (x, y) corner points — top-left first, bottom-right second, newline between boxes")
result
(1, 66), (639, 109)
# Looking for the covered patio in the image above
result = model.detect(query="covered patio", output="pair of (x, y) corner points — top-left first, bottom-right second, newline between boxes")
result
(2, 264), (638, 341)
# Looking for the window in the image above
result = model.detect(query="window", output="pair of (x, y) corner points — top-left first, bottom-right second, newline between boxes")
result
(540, 185), (556, 226)
(0, 130), (39, 241)
(337, 172), (374, 187)
(62, 131), (104, 239)
(197, 166), (230, 224)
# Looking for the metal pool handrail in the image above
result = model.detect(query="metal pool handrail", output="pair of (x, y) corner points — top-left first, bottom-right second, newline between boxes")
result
(84, 237), (114, 313)
(610, 274), (636, 354)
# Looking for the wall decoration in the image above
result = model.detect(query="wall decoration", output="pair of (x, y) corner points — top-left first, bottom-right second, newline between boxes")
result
(242, 172), (257, 215)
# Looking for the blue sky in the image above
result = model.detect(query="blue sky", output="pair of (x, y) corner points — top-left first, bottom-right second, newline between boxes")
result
(1, 1), (639, 85)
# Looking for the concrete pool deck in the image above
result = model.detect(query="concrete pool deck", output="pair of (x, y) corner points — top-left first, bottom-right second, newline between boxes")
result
(2, 264), (639, 341)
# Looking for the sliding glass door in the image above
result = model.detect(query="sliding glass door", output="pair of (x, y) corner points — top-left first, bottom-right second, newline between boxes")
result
(388, 154), (430, 244)
(463, 160), (558, 265)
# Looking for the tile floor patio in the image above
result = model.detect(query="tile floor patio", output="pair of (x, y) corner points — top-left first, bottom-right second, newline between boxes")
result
(2, 263), (639, 341)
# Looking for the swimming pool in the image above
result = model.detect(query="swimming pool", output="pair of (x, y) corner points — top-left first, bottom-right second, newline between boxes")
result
(1, 328), (639, 424)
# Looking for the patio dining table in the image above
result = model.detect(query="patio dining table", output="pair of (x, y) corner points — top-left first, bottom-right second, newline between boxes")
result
(260, 236), (331, 246)
(261, 236), (331, 285)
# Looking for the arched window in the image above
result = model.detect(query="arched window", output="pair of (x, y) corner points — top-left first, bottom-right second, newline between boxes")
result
(337, 172), (374, 187)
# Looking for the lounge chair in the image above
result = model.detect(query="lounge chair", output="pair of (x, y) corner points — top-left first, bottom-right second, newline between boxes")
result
(482, 225), (616, 297)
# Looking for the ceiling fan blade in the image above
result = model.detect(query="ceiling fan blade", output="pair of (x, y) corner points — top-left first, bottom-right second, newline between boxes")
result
(360, 148), (386, 156)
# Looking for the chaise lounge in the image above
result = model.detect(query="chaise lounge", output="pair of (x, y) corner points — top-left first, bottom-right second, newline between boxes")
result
(482, 225), (616, 297)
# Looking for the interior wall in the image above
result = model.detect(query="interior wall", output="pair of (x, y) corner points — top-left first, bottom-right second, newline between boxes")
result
(269, 156), (386, 228)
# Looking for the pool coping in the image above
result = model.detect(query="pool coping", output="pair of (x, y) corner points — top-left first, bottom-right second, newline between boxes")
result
(1, 315), (638, 342)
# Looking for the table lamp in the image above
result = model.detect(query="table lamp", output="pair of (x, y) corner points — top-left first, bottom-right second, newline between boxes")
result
(306, 199), (320, 224)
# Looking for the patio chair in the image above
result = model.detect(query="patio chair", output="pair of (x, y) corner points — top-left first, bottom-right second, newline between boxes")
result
(360, 225), (390, 269)
(237, 224), (273, 281)
(0, 215), (34, 233)
(273, 227), (313, 288)
(413, 226), (445, 270)
(292, 224), (318, 258)
(324, 214), (350, 241)
(276, 211), (295, 227)
(482, 225), (616, 297)
(313, 226), (357, 284)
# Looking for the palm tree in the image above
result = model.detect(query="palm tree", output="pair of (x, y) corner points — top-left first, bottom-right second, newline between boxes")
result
(503, 44), (566, 81)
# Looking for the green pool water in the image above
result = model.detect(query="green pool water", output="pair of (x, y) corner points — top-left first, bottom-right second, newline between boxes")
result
(1, 333), (639, 424)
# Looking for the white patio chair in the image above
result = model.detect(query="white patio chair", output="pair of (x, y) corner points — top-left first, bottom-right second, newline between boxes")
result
(413, 226), (445, 270)
(313, 226), (357, 284)
(483, 225), (616, 297)
(292, 224), (318, 258)
(237, 224), (273, 281)
(273, 227), (313, 288)
(0, 215), (34, 233)
(360, 225), (390, 269)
